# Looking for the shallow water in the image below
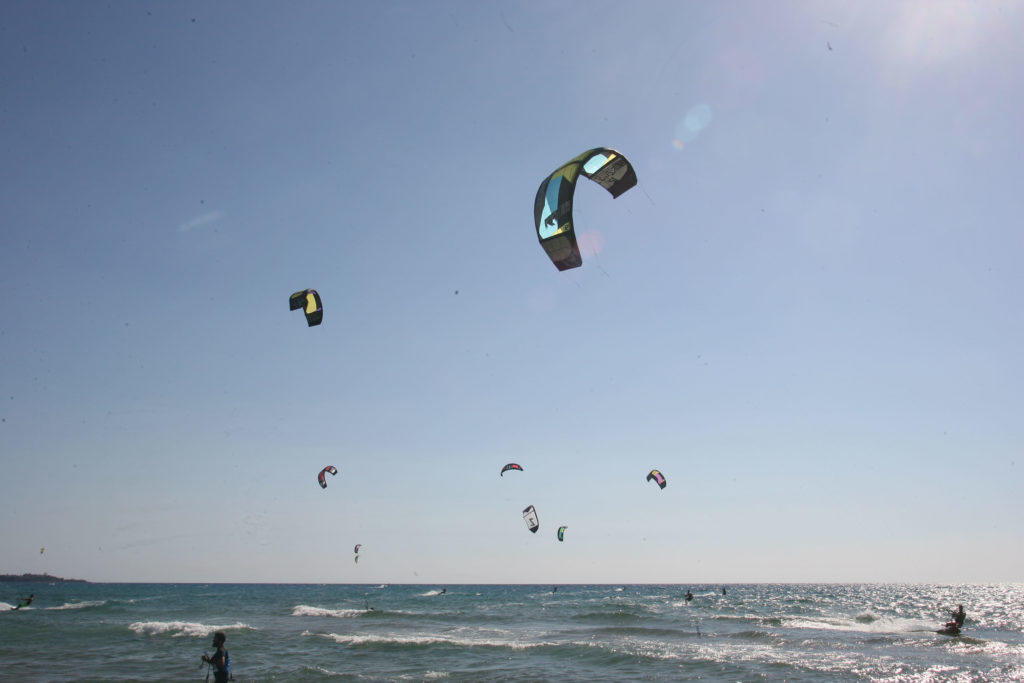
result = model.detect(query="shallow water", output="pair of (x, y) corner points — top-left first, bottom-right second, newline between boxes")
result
(2, 583), (1022, 680)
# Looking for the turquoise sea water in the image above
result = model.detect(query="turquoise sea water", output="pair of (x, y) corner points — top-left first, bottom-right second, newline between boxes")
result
(2, 583), (1022, 680)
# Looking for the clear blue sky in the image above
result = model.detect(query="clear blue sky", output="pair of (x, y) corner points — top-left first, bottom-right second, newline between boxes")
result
(2, 1), (1021, 583)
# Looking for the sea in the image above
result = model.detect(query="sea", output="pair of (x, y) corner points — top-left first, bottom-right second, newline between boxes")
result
(2, 583), (1022, 681)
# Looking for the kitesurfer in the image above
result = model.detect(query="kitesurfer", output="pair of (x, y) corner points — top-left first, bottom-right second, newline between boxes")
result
(200, 631), (230, 683)
(937, 604), (966, 636)
(440, 588), (446, 595)
(722, 587), (727, 596)
(11, 594), (33, 610)
(685, 590), (694, 602)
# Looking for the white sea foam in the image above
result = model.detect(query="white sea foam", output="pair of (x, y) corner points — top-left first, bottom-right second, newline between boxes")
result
(320, 632), (555, 650)
(394, 672), (450, 681)
(0, 602), (17, 610)
(47, 600), (106, 610)
(782, 614), (935, 633)
(417, 590), (444, 597)
(129, 620), (254, 637)
(292, 605), (365, 618)
(305, 664), (347, 677)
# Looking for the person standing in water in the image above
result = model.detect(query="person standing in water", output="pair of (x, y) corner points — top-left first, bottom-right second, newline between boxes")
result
(201, 631), (230, 683)
(12, 594), (33, 610)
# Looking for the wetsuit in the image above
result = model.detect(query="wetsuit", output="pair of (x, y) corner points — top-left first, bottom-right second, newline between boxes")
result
(208, 645), (230, 683)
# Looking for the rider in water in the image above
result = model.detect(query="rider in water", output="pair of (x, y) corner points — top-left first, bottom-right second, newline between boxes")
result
(940, 604), (966, 634)
(685, 590), (694, 602)
(12, 594), (33, 610)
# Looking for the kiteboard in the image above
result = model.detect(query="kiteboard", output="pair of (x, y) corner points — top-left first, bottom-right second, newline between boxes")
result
(936, 625), (961, 637)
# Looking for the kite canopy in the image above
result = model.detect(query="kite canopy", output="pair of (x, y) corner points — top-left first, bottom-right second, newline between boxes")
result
(646, 469), (667, 489)
(534, 148), (637, 271)
(317, 465), (338, 489)
(557, 525), (567, 542)
(522, 505), (540, 533)
(289, 289), (323, 327)
(500, 463), (523, 476)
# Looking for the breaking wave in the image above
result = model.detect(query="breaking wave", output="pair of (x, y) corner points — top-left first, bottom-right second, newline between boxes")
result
(128, 621), (254, 637)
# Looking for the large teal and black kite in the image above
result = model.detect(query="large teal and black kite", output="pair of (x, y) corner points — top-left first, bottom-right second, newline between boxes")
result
(534, 148), (637, 271)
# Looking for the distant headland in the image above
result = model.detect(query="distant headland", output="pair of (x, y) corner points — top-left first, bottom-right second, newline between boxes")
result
(0, 573), (87, 583)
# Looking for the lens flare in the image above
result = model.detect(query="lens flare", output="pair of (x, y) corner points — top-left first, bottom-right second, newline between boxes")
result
(577, 230), (606, 258)
(672, 103), (714, 150)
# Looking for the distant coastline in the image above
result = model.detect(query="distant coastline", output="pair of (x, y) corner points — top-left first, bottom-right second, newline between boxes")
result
(0, 573), (87, 583)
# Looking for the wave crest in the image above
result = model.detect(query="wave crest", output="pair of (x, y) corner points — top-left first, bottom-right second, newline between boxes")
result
(292, 605), (366, 618)
(320, 632), (554, 651)
(128, 620), (254, 637)
(48, 601), (106, 610)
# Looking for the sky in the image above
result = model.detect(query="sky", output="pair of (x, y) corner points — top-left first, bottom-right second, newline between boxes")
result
(1, 0), (1022, 584)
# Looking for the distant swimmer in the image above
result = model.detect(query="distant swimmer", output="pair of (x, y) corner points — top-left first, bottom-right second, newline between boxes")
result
(11, 594), (33, 610)
(684, 590), (694, 602)
(200, 631), (230, 683)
